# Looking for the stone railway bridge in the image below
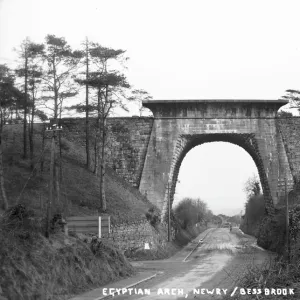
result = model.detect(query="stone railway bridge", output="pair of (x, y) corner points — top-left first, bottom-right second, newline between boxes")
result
(60, 99), (300, 218)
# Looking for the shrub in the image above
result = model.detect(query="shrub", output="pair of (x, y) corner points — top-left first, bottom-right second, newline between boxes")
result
(1, 204), (43, 237)
(60, 137), (71, 151)
(145, 206), (161, 227)
(257, 210), (286, 253)
(173, 198), (209, 230)
(241, 194), (265, 236)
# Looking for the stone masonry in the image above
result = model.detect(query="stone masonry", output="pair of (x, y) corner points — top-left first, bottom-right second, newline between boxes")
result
(109, 220), (174, 252)
(139, 100), (293, 217)
(59, 117), (153, 187)
(58, 100), (300, 220)
(109, 220), (156, 251)
(277, 117), (300, 201)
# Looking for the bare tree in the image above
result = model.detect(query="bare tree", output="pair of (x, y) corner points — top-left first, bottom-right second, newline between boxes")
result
(243, 174), (261, 199)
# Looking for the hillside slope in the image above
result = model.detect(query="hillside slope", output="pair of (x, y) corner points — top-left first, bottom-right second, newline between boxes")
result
(0, 206), (134, 300)
(0, 123), (154, 300)
(1, 124), (153, 224)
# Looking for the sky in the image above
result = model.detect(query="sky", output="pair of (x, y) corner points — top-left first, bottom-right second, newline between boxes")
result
(1, 0), (299, 215)
(173, 142), (258, 216)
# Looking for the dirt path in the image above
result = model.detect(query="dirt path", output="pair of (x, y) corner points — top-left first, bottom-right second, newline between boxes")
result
(113, 228), (271, 300)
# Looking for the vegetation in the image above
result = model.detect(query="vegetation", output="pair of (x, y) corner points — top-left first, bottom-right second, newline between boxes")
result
(228, 206), (300, 300)
(277, 110), (293, 118)
(0, 35), (154, 298)
(72, 44), (132, 212)
(0, 114), (155, 299)
(173, 197), (213, 230)
(0, 34), (151, 225)
(240, 175), (265, 236)
(235, 176), (300, 298)
(227, 214), (242, 225)
(0, 124), (153, 224)
(243, 174), (261, 199)
(145, 206), (161, 228)
(0, 204), (134, 300)
(0, 65), (23, 210)
(14, 38), (45, 161)
(281, 89), (300, 113)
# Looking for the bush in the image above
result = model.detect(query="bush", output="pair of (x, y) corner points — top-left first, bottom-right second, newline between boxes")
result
(173, 198), (209, 230)
(1, 204), (43, 240)
(257, 210), (286, 253)
(60, 137), (71, 151)
(145, 206), (161, 227)
(241, 194), (265, 236)
(245, 194), (265, 222)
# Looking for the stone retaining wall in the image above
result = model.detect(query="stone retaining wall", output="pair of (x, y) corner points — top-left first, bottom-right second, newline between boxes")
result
(108, 220), (175, 252)
(109, 220), (156, 251)
(277, 117), (300, 187)
(59, 117), (154, 187)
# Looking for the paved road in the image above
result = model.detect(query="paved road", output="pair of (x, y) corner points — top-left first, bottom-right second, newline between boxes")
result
(108, 228), (270, 300)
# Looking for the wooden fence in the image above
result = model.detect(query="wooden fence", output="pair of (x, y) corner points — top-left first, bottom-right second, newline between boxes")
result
(67, 215), (110, 238)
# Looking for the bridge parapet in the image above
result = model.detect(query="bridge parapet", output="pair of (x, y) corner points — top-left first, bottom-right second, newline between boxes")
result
(143, 99), (288, 119)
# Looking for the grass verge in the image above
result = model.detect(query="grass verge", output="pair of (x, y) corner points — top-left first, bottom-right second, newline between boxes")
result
(0, 205), (134, 300)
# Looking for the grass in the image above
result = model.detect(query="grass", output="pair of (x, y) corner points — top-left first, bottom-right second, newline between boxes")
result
(0, 206), (134, 300)
(0, 123), (215, 299)
(0, 123), (155, 299)
(223, 222), (300, 299)
(223, 257), (300, 300)
(1, 124), (153, 224)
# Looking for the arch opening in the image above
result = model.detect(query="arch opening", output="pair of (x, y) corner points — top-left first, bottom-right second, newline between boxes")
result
(162, 133), (273, 218)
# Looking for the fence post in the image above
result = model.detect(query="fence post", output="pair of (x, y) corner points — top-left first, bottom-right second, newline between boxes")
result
(98, 216), (101, 238)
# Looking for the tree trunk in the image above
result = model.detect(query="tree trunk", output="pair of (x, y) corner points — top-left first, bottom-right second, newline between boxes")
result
(85, 38), (90, 170)
(53, 59), (58, 121)
(0, 132), (8, 210)
(52, 58), (60, 213)
(29, 84), (35, 170)
(55, 162), (60, 213)
(99, 117), (106, 212)
(23, 51), (28, 159)
(54, 132), (60, 213)
(40, 126), (45, 173)
(58, 131), (62, 180)
(46, 132), (55, 238)
(58, 109), (63, 182)
(94, 136), (99, 175)
(94, 89), (101, 176)
(28, 118), (32, 168)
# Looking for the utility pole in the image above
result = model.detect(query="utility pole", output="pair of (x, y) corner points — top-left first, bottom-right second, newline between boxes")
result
(45, 123), (62, 238)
